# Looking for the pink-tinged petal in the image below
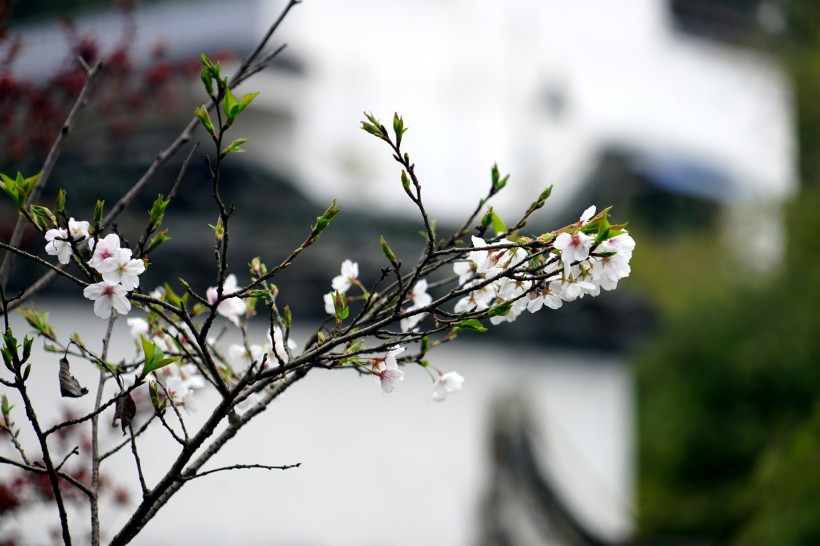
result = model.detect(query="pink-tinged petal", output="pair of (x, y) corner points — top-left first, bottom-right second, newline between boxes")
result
(379, 368), (405, 393)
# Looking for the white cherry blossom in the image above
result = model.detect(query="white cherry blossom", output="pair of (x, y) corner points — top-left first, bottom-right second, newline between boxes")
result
(331, 259), (359, 293)
(432, 371), (464, 402)
(400, 279), (432, 332)
(44, 228), (72, 264)
(83, 281), (131, 319)
(98, 247), (145, 291)
(554, 231), (593, 275)
(88, 233), (122, 271)
(374, 346), (405, 393)
(206, 274), (247, 326)
(579, 205), (596, 225)
(67, 218), (90, 241)
(126, 317), (149, 339)
(527, 286), (563, 312)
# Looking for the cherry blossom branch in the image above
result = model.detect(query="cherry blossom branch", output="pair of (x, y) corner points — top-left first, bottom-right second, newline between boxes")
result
(0, 60), (103, 292)
(174, 462), (301, 482)
(44, 381), (140, 436)
(14, 374), (73, 545)
(55, 446), (80, 472)
(0, 241), (90, 286)
(0, 409), (32, 465)
(91, 314), (117, 546)
(2, 1), (297, 314)
(100, 413), (156, 462)
(0, 455), (94, 499)
(228, 0), (301, 89)
(127, 423), (149, 499)
(155, 410), (187, 446)
(113, 368), (309, 544)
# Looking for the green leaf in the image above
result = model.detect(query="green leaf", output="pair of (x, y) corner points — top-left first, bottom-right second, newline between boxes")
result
(222, 138), (248, 156)
(594, 209), (612, 245)
(312, 200), (341, 237)
(148, 194), (170, 228)
(21, 336), (32, 364)
(209, 217), (225, 241)
(195, 106), (215, 136)
(237, 92), (259, 115)
(22, 172), (39, 196)
(332, 290), (349, 322)
(200, 65), (214, 96)
(491, 163), (509, 193)
(56, 189), (66, 213)
(30, 205), (56, 231)
(93, 200), (105, 226)
(392, 113), (407, 146)
(147, 230), (171, 253)
(538, 185), (553, 203)
(379, 236), (399, 267)
(361, 112), (387, 139)
(20, 308), (57, 338)
(140, 335), (156, 364)
(139, 336), (179, 378)
(487, 301), (513, 318)
(0, 394), (12, 419)
(223, 85), (239, 124)
(199, 53), (220, 95)
(454, 319), (488, 332)
(163, 283), (188, 308)
(489, 208), (507, 235)
(0, 172), (22, 208)
(149, 380), (166, 411)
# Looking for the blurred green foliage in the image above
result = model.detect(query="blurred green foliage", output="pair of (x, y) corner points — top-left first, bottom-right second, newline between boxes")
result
(637, 2), (820, 543)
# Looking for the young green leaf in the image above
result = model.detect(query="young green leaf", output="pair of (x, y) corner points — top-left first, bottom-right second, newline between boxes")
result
(454, 319), (488, 332)
(312, 200), (341, 237)
(379, 236), (399, 268)
(30, 205), (57, 231)
(93, 200), (105, 226)
(195, 106), (215, 136)
(222, 138), (249, 156)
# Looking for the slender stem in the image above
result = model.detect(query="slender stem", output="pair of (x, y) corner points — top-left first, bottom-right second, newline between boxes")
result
(90, 314), (117, 546)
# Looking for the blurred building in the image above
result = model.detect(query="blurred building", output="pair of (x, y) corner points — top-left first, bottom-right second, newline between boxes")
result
(7, 0), (795, 226)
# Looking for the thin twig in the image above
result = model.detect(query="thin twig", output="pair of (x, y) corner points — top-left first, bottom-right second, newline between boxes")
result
(175, 462), (301, 482)
(0, 455), (94, 499)
(90, 314), (117, 546)
(100, 413), (156, 462)
(128, 423), (150, 498)
(55, 446), (79, 472)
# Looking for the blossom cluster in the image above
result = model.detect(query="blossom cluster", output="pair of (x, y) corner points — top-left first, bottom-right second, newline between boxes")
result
(123, 276), (295, 414)
(323, 261), (463, 401)
(323, 259), (431, 332)
(454, 206), (635, 324)
(45, 221), (146, 319)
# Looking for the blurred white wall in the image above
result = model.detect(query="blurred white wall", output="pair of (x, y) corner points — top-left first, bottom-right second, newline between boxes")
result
(8, 0), (796, 221)
(262, 0), (795, 221)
